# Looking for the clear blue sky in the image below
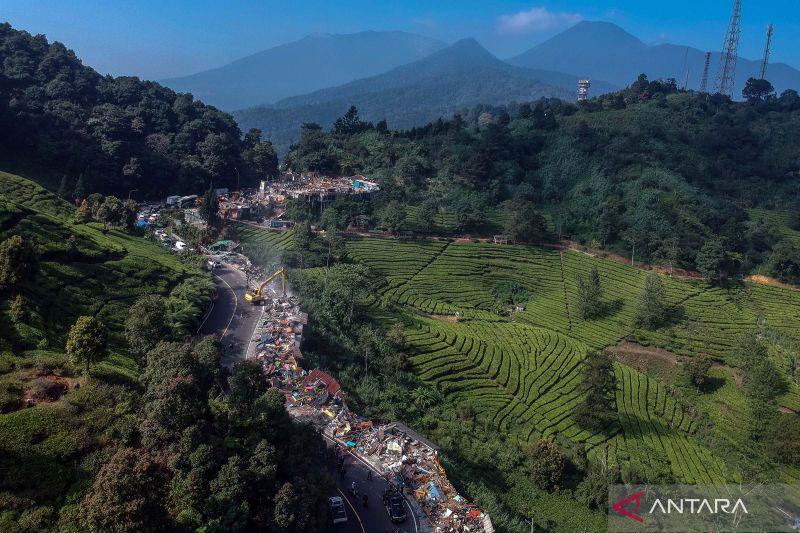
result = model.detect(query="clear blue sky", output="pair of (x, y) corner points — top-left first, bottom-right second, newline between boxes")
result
(3, 0), (798, 79)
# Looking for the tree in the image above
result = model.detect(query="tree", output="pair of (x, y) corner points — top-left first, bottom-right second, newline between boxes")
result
(57, 175), (72, 200)
(764, 414), (800, 466)
(695, 239), (726, 282)
(528, 438), (565, 489)
(417, 199), (438, 229)
(73, 173), (87, 200)
(228, 359), (269, 414)
(200, 183), (219, 226)
(685, 353), (712, 389)
(379, 201), (406, 233)
(576, 266), (603, 319)
(333, 106), (366, 135)
(75, 199), (92, 223)
(502, 198), (547, 242)
(122, 199), (138, 231)
(125, 295), (166, 356)
(768, 240), (800, 285)
(79, 447), (169, 532)
(95, 195), (123, 231)
(0, 234), (38, 289)
(9, 293), (28, 323)
(574, 351), (617, 432)
(634, 274), (666, 329)
(66, 315), (108, 375)
(742, 77), (776, 103)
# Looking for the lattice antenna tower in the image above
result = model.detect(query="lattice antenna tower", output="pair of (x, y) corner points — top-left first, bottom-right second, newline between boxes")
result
(714, 0), (742, 97)
(699, 52), (712, 93)
(577, 79), (591, 101)
(759, 23), (773, 79)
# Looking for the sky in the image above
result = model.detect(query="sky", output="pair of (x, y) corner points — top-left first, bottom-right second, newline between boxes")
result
(3, 0), (799, 79)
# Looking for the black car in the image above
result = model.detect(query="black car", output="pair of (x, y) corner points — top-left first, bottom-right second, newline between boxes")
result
(385, 494), (407, 523)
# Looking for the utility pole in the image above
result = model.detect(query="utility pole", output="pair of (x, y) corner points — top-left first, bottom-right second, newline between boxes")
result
(699, 51), (712, 93)
(713, 0), (742, 97)
(759, 23), (774, 79)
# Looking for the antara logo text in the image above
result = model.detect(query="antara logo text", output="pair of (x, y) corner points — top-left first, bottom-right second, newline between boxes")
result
(612, 490), (749, 524)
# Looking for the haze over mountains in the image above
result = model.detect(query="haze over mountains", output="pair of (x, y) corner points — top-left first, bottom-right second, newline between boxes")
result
(233, 38), (612, 153)
(160, 21), (800, 154)
(509, 21), (800, 97)
(161, 31), (446, 109)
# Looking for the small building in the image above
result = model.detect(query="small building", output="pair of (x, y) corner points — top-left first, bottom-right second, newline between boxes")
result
(166, 195), (181, 206)
(178, 195), (198, 208)
(399, 230), (414, 240)
(184, 208), (205, 225)
(353, 214), (370, 228)
(269, 219), (294, 230)
(214, 187), (229, 197)
(493, 235), (510, 245)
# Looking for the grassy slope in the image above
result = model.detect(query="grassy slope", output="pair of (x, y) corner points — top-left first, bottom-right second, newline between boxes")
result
(0, 170), (201, 523)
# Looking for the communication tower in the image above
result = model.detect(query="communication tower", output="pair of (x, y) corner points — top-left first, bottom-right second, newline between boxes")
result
(759, 24), (773, 79)
(713, 0), (742, 97)
(699, 52), (712, 93)
(577, 79), (591, 101)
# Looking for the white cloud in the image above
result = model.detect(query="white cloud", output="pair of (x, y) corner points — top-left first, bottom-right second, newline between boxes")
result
(498, 6), (583, 34)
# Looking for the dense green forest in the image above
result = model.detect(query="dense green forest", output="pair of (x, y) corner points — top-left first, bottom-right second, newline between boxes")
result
(285, 79), (800, 282)
(0, 171), (330, 532)
(0, 24), (278, 196)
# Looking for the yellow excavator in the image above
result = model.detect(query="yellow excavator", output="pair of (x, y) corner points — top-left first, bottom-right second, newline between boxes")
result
(245, 268), (286, 304)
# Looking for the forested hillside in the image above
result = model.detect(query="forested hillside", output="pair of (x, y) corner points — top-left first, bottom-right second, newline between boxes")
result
(285, 78), (800, 280)
(0, 23), (278, 196)
(233, 39), (595, 154)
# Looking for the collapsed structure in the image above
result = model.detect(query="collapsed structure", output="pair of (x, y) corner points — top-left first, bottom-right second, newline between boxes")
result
(244, 288), (493, 532)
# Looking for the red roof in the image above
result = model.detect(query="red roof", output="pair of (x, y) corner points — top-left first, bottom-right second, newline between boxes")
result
(302, 369), (344, 400)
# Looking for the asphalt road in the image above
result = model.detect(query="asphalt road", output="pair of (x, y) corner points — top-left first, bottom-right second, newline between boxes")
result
(324, 438), (418, 533)
(197, 265), (260, 369)
(201, 264), (419, 533)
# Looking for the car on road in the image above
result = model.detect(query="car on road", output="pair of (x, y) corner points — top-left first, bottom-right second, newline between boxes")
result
(329, 496), (348, 525)
(385, 493), (407, 523)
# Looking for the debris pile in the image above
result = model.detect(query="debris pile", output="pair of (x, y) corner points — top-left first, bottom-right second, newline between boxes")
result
(327, 417), (493, 532)
(249, 295), (308, 389)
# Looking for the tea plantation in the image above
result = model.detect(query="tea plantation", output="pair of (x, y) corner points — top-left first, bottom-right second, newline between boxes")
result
(345, 236), (800, 484)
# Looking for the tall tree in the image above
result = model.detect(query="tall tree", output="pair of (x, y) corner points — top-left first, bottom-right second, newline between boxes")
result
(742, 78), (776, 103)
(66, 315), (109, 375)
(0, 234), (38, 290)
(379, 201), (406, 233)
(200, 184), (219, 226)
(634, 273), (666, 329)
(125, 295), (166, 356)
(576, 266), (603, 319)
(695, 239), (726, 282)
(574, 351), (617, 433)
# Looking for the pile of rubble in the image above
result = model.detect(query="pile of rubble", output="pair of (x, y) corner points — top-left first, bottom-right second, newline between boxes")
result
(249, 295), (309, 389)
(327, 415), (493, 533)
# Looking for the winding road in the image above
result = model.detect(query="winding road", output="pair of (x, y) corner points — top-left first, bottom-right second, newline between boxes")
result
(200, 265), (419, 533)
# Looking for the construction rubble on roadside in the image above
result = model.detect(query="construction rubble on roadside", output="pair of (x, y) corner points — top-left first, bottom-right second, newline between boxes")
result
(277, 369), (493, 532)
(234, 258), (492, 532)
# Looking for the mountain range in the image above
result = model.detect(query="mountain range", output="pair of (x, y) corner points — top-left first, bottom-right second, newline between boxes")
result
(161, 21), (800, 154)
(508, 21), (800, 97)
(161, 31), (446, 109)
(233, 38), (613, 153)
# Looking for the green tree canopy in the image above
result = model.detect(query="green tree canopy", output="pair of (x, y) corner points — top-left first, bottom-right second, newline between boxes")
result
(66, 315), (109, 375)
(125, 295), (166, 356)
(635, 273), (666, 329)
(0, 234), (38, 289)
(574, 351), (617, 433)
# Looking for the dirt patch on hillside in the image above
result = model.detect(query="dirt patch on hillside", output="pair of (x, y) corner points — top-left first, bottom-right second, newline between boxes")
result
(19, 373), (77, 409)
(419, 312), (459, 322)
(746, 274), (800, 291)
(606, 341), (679, 366)
(779, 406), (797, 414)
(606, 341), (679, 383)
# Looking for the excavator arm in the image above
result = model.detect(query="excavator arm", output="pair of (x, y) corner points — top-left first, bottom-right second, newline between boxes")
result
(245, 268), (286, 303)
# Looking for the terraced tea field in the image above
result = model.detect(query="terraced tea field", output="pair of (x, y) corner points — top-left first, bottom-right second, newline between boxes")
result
(236, 222), (295, 252)
(346, 237), (800, 482)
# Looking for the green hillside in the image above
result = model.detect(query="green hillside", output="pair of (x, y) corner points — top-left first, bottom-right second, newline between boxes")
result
(0, 170), (213, 527)
(337, 235), (800, 529)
